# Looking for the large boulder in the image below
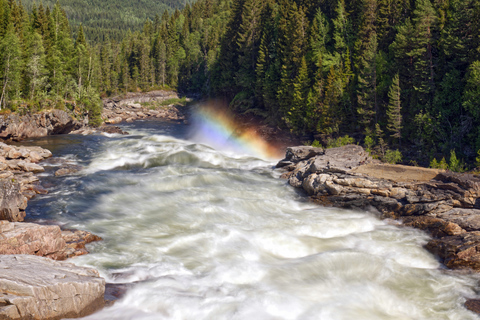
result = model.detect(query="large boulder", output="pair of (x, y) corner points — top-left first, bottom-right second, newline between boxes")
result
(0, 255), (105, 319)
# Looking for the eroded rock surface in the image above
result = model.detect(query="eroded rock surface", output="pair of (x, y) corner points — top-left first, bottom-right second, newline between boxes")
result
(0, 143), (53, 221)
(0, 220), (102, 260)
(0, 255), (105, 320)
(0, 109), (83, 140)
(277, 145), (480, 272)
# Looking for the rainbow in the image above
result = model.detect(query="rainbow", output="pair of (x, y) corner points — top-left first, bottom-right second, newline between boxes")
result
(188, 103), (283, 160)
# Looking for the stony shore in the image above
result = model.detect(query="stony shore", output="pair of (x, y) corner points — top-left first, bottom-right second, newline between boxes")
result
(0, 142), (105, 319)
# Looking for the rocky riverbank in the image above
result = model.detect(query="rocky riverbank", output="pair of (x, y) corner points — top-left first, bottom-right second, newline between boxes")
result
(277, 145), (480, 313)
(0, 142), (105, 319)
(277, 145), (480, 271)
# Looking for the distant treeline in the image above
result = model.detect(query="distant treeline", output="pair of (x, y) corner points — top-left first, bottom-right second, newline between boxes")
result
(1, 0), (480, 166)
(20, 0), (192, 41)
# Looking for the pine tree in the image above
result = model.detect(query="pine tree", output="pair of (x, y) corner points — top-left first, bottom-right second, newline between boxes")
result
(356, 31), (378, 132)
(290, 55), (309, 132)
(463, 61), (480, 121)
(0, 25), (21, 109)
(75, 24), (86, 48)
(386, 73), (402, 143)
(355, 0), (378, 133)
(24, 31), (47, 100)
(277, 2), (307, 127)
(332, 0), (348, 55)
(234, 0), (264, 109)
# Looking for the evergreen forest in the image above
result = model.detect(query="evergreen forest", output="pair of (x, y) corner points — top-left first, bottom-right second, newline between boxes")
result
(20, 0), (191, 41)
(1, 0), (480, 167)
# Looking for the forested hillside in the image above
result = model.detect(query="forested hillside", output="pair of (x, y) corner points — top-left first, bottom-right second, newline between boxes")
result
(1, 0), (480, 167)
(211, 0), (480, 167)
(20, 0), (192, 41)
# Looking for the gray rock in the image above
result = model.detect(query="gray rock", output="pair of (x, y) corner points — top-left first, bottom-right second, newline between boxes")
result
(437, 208), (480, 232)
(285, 146), (324, 163)
(308, 145), (371, 174)
(0, 255), (105, 320)
(0, 110), (81, 140)
(17, 160), (45, 173)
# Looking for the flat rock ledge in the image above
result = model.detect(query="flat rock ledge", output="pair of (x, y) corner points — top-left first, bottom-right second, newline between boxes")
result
(0, 255), (104, 320)
(277, 145), (480, 272)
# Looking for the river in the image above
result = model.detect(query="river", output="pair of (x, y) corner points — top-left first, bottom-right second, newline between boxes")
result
(25, 117), (480, 320)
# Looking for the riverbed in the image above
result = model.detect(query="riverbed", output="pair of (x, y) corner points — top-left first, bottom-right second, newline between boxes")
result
(25, 119), (480, 320)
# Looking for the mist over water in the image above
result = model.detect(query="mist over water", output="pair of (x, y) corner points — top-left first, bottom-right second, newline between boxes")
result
(27, 120), (480, 320)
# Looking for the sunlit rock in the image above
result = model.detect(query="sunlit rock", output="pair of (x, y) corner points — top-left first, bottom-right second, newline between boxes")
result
(0, 255), (105, 320)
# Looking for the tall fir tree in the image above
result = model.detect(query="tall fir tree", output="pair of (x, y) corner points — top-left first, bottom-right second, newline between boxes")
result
(386, 73), (402, 143)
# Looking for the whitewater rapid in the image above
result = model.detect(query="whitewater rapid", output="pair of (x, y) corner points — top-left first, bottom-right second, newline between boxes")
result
(27, 120), (480, 320)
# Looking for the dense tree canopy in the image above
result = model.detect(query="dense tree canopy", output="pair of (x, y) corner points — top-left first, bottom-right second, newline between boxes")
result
(21, 0), (193, 41)
(1, 0), (480, 166)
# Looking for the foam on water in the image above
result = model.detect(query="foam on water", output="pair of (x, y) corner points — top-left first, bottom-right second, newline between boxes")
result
(28, 121), (480, 320)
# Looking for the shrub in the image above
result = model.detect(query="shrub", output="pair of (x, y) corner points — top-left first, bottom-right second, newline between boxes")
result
(384, 149), (402, 164)
(311, 140), (322, 148)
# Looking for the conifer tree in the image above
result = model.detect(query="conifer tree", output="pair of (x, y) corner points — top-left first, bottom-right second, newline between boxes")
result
(355, 0), (378, 133)
(24, 31), (47, 100)
(0, 24), (21, 109)
(386, 73), (402, 143)
(463, 61), (480, 121)
(234, 0), (263, 107)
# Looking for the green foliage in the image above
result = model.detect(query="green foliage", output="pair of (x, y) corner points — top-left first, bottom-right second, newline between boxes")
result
(430, 157), (448, 170)
(386, 73), (402, 141)
(476, 150), (480, 168)
(21, 0), (191, 42)
(364, 135), (374, 153)
(384, 149), (402, 164)
(326, 135), (355, 148)
(311, 140), (322, 148)
(448, 149), (465, 172)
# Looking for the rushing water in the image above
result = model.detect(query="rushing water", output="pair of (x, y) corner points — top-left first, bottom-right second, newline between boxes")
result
(26, 119), (480, 320)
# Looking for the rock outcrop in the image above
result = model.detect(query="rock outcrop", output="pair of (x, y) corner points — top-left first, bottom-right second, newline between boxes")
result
(102, 90), (186, 124)
(0, 109), (83, 140)
(0, 255), (105, 320)
(278, 145), (480, 272)
(0, 142), (53, 221)
(0, 220), (101, 260)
